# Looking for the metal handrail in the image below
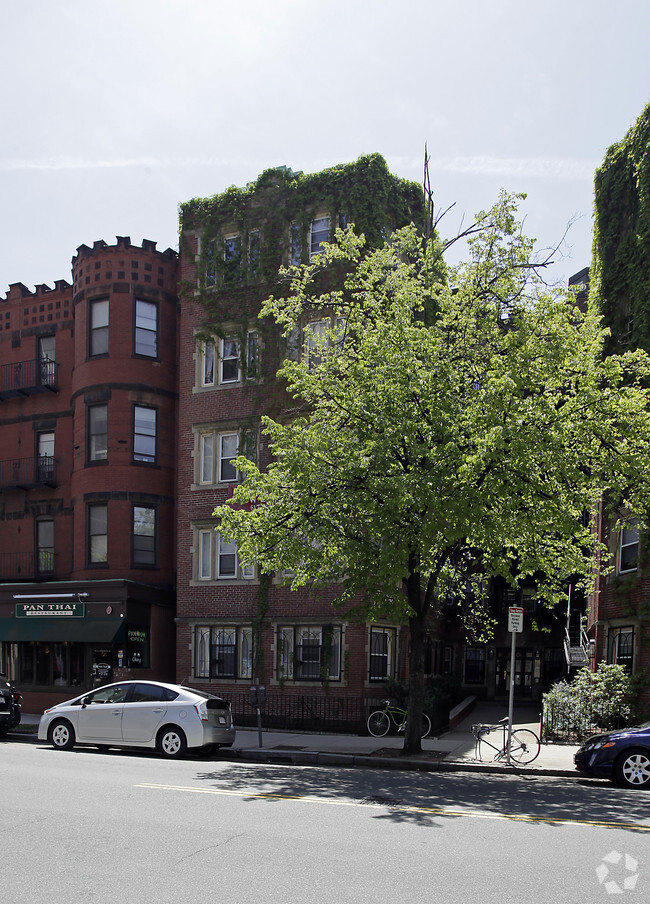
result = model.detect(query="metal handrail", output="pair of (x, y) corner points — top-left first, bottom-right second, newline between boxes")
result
(0, 358), (59, 396)
(0, 456), (57, 490)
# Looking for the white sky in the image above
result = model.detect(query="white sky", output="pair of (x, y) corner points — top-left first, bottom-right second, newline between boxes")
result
(1, 0), (649, 294)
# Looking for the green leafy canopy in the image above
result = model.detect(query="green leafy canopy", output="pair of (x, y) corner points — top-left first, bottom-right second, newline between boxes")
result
(217, 192), (650, 622)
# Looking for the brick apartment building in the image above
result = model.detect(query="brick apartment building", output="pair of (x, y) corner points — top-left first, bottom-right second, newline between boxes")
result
(174, 157), (431, 728)
(0, 237), (178, 714)
(1, 155), (592, 725)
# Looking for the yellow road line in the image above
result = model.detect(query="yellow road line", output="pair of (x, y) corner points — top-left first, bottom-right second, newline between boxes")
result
(135, 783), (650, 832)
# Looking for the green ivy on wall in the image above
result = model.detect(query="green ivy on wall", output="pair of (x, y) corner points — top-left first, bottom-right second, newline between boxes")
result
(178, 153), (424, 415)
(592, 101), (650, 354)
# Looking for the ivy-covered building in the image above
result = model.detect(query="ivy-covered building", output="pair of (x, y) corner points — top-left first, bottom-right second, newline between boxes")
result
(174, 155), (434, 727)
(587, 100), (650, 710)
(174, 155), (571, 727)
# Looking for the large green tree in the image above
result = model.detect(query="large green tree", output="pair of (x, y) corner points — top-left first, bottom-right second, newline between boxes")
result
(217, 192), (650, 754)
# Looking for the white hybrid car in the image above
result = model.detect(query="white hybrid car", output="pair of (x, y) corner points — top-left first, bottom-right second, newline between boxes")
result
(38, 680), (236, 758)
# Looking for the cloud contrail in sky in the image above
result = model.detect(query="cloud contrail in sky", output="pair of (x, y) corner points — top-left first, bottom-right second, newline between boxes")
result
(0, 154), (598, 181)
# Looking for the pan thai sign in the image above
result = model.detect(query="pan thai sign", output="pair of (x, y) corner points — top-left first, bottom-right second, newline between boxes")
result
(16, 602), (85, 618)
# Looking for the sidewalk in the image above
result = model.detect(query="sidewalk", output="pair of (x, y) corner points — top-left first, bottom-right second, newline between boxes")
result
(13, 703), (580, 778)
(230, 702), (579, 777)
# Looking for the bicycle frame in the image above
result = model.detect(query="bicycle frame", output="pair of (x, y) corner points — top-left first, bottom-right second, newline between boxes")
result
(472, 718), (541, 766)
(474, 721), (510, 760)
(382, 703), (408, 731)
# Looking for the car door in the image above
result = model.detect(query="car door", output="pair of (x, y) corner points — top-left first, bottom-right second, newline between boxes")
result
(121, 683), (171, 742)
(76, 684), (131, 741)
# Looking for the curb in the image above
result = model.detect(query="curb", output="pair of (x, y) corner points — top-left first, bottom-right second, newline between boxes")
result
(233, 745), (580, 778)
(6, 729), (579, 779)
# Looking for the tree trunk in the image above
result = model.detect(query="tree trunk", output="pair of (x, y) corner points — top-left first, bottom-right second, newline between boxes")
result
(403, 570), (428, 755)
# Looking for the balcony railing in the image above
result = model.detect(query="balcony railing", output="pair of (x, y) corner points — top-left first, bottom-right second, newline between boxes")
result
(0, 457), (57, 491)
(0, 358), (59, 400)
(0, 551), (56, 581)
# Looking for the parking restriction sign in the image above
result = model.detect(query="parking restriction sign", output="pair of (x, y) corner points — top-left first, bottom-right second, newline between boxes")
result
(508, 607), (524, 633)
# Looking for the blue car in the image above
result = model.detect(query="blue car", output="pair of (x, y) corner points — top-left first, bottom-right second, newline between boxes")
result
(574, 721), (650, 789)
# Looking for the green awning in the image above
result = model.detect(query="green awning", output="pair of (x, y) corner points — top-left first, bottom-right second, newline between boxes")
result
(0, 618), (126, 643)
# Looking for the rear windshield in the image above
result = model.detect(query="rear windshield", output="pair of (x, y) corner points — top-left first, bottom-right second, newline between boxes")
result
(190, 689), (230, 709)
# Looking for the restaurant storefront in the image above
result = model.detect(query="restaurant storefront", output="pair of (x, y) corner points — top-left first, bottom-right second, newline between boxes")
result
(0, 579), (175, 713)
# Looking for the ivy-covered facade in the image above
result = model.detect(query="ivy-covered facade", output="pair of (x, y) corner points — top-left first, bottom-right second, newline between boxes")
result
(174, 155), (571, 728)
(175, 156), (431, 728)
(588, 101), (650, 711)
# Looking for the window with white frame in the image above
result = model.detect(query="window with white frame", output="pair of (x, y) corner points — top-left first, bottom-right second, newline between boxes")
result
(194, 625), (253, 679)
(305, 320), (328, 370)
(200, 333), (258, 387)
(310, 216), (330, 258)
(277, 624), (342, 681)
(304, 316), (346, 369)
(221, 337), (240, 383)
(198, 427), (257, 485)
(369, 626), (397, 681)
(619, 521), (639, 573)
(219, 433), (238, 482)
(197, 528), (254, 581)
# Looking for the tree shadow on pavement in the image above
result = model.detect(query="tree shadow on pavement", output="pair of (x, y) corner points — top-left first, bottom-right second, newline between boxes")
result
(192, 760), (649, 832)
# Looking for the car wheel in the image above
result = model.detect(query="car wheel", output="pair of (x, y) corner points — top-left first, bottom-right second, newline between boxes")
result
(614, 748), (650, 789)
(157, 725), (187, 759)
(48, 719), (76, 751)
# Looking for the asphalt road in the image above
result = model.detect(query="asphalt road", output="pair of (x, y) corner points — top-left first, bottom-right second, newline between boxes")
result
(2, 740), (648, 903)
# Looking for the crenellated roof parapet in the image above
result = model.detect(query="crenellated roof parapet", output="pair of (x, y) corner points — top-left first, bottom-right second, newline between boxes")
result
(2, 279), (72, 303)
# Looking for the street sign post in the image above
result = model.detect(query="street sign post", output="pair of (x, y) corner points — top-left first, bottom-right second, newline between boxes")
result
(507, 607), (524, 764)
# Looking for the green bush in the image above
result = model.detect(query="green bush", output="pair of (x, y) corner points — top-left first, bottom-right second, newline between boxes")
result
(542, 663), (633, 741)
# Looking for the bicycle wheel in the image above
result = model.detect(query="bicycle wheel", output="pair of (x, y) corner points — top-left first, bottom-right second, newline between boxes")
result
(420, 713), (431, 739)
(367, 711), (391, 737)
(509, 729), (540, 765)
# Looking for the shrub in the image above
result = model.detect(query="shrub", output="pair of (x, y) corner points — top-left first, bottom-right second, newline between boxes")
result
(542, 662), (633, 742)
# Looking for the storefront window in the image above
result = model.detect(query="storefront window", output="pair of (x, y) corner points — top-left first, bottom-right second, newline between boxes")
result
(19, 642), (85, 687)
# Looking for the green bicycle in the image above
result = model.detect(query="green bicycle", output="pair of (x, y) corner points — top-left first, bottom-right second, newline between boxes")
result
(367, 699), (431, 739)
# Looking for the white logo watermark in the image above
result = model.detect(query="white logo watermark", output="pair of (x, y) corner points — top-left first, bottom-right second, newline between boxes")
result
(596, 851), (639, 894)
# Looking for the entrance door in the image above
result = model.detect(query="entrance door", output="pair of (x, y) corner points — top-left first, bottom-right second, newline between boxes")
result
(496, 648), (536, 697)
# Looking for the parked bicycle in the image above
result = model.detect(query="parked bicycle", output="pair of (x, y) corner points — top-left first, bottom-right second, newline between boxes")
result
(472, 716), (540, 765)
(367, 700), (431, 738)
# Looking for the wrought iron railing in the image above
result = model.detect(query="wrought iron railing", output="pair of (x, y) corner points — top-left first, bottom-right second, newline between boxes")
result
(229, 692), (369, 733)
(540, 696), (639, 743)
(0, 456), (57, 490)
(226, 691), (448, 735)
(0, 551), (56, 580)
(0, 358), (58, 399)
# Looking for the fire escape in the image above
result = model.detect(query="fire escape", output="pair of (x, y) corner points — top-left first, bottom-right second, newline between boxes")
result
(564, 587), (590, 669)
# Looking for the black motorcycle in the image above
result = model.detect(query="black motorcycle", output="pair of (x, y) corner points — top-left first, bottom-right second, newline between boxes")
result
(0, 673), (22, 737)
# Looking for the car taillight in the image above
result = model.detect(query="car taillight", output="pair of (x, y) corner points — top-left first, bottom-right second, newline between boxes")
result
(195, 701), (209, 722)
